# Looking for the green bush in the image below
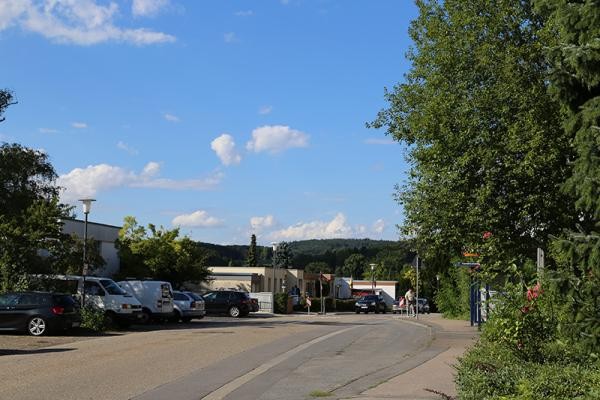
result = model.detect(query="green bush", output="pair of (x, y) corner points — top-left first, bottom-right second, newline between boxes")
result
(80, 306), (106, 331)
(274, 293), (289, 314)
(435, 267), (470, 319)
(334, 299), (356, 312)
(304, 297), (333, 312)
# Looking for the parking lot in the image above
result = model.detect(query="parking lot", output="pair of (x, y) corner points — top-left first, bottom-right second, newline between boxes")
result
(0, 313), (277, 354)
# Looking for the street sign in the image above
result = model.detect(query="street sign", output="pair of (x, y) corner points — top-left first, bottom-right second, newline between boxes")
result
(462, 252), (480, 257)
(455, 262), (481, 268)
(306, 297), (312, 307)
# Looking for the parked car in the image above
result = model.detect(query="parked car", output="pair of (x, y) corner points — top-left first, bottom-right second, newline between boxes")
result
(171, 291), (205, 322)
(417, 298), (430, 314)
(250, 297), (259, 312)
(202, 290), (253, 318)
(118, 280), (174, 323)
(355, 294), (387, 314)
(0, 292), (81, 336)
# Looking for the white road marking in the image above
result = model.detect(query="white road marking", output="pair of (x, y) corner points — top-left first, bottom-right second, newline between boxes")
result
(201, 326), (357, 400)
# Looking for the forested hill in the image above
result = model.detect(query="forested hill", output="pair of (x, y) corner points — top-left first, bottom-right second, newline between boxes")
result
(198, 238), (414, 270)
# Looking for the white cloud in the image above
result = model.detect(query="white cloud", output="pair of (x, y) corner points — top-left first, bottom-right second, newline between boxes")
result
(71, 122), (87, 129)
(117, 141), (139, 155)
(258, 105), (273, 115)
(163, 113), (180, 122)
(132, 0), (169, 17)
(364, 138), (396, 145)
(211, 134), (241, 166)
(373, 219), (386, 234)
(0, 0), (175, 45)
(39, 128), (58, 133)
(250, 215), (276, 232)
(235, 10), (253, 17)
(224, 32), (237, 43)
(246, 125), (309, 154)
(270, 213), (353, 241)
(58, 162), (222, 202)
(172, 210), (222, 228)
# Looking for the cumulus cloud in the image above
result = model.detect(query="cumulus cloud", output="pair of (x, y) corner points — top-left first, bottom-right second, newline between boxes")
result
(270, 213), (353, 241)
(372, 219), (386, 234)
(258, 105), (273, 115)
(172, 210), (222, 228)
(235, 10), (253, 17)
(117, 141), (139, 155)
(163, 113), (180, 122)
(224, 32), (237, 43)
(0, 0), (175, 45)
(39, 128), (58, 133)
(250, 215), (276, 232)
(58, 162), (222, 202)
(71, 122), (87, 129)
(211, 134), (241, 166)
(132, 0), (169, 17)
(246, 125), (309, 154)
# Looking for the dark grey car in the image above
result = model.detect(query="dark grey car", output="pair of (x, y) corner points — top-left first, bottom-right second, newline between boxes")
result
(0, 292), (81, 336)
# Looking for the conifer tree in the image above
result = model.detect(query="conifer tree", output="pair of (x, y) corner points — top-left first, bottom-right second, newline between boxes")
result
(247, 234), (257, 267)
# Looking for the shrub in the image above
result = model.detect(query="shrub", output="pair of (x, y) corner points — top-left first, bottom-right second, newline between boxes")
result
(305, 297), (333, 313)
(435, 267), (470, 319)
(274, 293), (289, 314)
(334, 299), (356, 312)
(80, 306), (106, 331)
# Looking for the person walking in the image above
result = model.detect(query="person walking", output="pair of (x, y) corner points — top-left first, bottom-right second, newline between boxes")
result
(405, 288), (416, 317)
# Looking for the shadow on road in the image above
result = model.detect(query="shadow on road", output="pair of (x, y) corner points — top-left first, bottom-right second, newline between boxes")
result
(0, 348), (75, 356)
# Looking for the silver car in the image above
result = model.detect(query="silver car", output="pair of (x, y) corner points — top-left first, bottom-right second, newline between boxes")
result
(171, 291), (205, 322)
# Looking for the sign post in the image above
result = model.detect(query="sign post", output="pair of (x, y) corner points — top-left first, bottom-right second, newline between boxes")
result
(306, 296), (311, 315)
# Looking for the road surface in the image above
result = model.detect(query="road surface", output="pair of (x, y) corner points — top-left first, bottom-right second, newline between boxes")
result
(0, 314), (437, 400)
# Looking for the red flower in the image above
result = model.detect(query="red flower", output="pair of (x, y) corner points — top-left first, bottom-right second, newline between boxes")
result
(483, 231), (492, 240)
(526, 283), (542, 301)
(521, 306), (530, 314)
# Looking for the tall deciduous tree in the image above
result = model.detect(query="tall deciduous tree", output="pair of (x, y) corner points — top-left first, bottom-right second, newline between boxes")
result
(116, 216), (209, 288)
(246, 234), (257, 267)
(0, 143), (73, 290)
(370, 0), (575, 269)
(535, 0), (600, 350)
(342, 253), (366, 278)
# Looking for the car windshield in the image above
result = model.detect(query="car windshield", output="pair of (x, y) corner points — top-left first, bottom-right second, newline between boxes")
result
(362, 295), (378, 301)
(100, 279), (129, 295)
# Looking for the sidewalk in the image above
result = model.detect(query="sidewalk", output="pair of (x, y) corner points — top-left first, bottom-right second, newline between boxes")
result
(342, 314), (479, 400)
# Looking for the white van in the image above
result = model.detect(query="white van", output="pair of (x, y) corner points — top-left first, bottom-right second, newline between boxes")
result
(80, 277), (143, 327)
(118, 280), (174, 323)
(32, 274), (143, 327)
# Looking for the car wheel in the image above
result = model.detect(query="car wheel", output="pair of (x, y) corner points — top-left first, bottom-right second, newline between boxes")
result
(364, 310), (369, 314)
(28, 316), (47, 336)
(375, 309), (380, 314)
(355, 310), (360, 314)
(229, 306), (241, 318)
(140, 309), (152, 324)
(181, 317), (192, 323)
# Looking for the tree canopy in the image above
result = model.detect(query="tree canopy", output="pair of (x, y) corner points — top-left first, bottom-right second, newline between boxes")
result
(116, 216), (210, 288)
(0, 143), (73, 291)
(370, 0), (576, 268)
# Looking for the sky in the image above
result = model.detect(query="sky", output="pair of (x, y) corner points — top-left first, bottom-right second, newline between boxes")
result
(0, 0), (418, 245)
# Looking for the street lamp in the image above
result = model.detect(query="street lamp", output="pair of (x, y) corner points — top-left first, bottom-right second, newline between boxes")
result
(370, 263), (376, 294)
(79, 198), (95, 307)
(436, 274), (440, 293)
(271, 242), (278, 313)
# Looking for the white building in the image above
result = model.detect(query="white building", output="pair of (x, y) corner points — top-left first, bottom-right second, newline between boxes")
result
(60, 218), (121, 277)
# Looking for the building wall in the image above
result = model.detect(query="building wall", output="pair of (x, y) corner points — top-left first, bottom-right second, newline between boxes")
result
(61, 218), (121, 277)
(209, 266), (307, 294)
(334, 278), (398, 305)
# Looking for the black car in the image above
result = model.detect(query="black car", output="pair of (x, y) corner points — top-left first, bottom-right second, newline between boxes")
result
(202, 290), (253, 318)
(355, 294), (387, 314)
(0, 292), (81, 336)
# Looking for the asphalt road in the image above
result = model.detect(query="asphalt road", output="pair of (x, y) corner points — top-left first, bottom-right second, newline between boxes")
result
(0, 314), (434, 400)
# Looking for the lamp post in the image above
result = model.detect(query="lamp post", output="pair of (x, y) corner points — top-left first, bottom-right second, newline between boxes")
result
(436, 274), (440, 293)
(370, 263), (376, 294)
(79, 198), (95, 307)
(271, 242), (278, 313)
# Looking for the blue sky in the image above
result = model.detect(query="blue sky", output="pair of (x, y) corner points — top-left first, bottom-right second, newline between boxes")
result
(0, 0), (417, 245)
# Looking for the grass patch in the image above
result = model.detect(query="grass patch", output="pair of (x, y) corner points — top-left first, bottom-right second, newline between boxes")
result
(309, 390), (332, 397)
